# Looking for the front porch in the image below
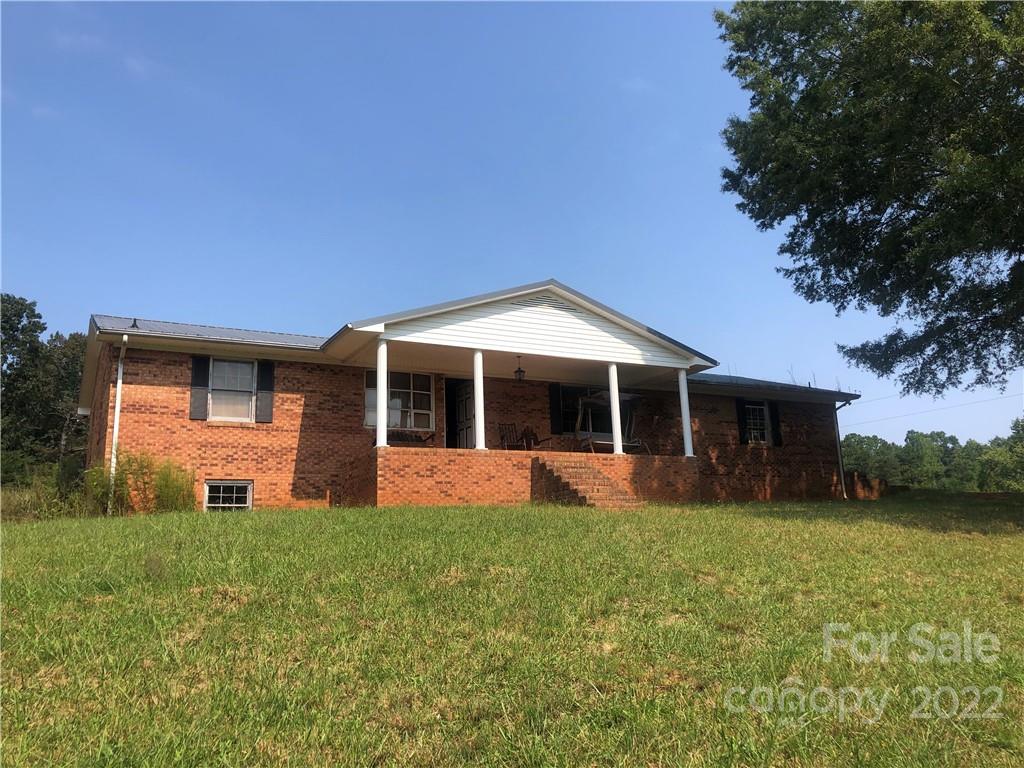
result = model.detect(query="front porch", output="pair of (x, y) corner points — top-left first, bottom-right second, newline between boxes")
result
(351, 446), (699, 508)
(363, 340), (700, 458)
(323, 282), (715, 507)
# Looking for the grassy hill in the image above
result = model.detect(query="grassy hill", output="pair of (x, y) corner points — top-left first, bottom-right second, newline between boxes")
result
(3, 494), (1022, 766)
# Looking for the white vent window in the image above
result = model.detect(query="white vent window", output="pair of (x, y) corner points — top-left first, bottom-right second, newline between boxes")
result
(509, 293), (580, 312)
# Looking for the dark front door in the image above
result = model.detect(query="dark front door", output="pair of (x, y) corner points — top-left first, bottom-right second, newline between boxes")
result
(455, 381), (474, 448)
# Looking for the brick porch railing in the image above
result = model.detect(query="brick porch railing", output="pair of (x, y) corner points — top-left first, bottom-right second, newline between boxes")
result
(368, 447), (699, 507)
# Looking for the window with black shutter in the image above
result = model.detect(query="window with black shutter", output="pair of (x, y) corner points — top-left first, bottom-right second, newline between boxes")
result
(736, 398), (780, 446)
(209, 359), (256, 421)
(192, 356), (269, 423)
(768, 401), (783, 446)
(189, 356), (210, 420)
(548, 383), (563, 435)
(255, 361), (275, 423)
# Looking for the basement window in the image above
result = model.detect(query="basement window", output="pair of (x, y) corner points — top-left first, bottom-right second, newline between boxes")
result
(744, 401), (769, 444)
(204, 481), (253, 511)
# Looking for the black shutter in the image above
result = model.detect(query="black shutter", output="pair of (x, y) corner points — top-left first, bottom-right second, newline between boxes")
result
(768, 401), (783, 447)
(735, 398), (749, 445)
(548, 383), (563, 435)
(255, 361), (275, 423)
(189, 356), (210, 420)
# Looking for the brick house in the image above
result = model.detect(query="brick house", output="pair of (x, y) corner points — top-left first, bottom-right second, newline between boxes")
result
(78, 280), (858, 509)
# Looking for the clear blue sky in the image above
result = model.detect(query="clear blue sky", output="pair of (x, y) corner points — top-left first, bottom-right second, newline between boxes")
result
(3, 2), (1020, 443)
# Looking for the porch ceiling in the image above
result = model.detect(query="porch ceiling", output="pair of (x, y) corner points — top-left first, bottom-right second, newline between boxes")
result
(332, 337), (685, 389)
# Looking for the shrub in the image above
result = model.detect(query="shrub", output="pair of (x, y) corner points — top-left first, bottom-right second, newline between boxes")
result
(152, 460), (196, 513)
(118, 453), (156, 512)
(104, 452), (196, 514)
(2, 467), (87, 521)
(56, 453), (86, 496)
(1, 450), (33, 487)
(82, 465), (129, 516)
(4, 453), (197, 520)
(1, 484), (52, 521)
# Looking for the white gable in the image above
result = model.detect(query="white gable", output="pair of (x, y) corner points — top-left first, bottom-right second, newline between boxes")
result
(380, 291), (692, 367)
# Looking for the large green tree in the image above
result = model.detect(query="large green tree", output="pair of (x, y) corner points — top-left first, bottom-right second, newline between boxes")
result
(840, 432), (903, 481)
(717, 2), (1024, 395)
(1, 295), (88, 482)
(977, 417), (1024, 492)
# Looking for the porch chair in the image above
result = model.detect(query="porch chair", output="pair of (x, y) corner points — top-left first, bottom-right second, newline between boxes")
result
(498, 423), (528, 450)
(498, 423), (553, 450)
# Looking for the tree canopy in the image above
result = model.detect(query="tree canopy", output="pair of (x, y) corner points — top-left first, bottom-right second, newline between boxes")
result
(717, 1), (1024, 395)
(1, 295), (88, 483)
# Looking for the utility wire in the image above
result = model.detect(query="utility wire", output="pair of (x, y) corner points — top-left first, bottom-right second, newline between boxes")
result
(853, 392), (902, 405)
(843, 393), (1023, 427)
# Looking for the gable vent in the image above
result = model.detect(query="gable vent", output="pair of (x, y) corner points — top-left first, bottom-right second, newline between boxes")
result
(510, 293), (580, 313)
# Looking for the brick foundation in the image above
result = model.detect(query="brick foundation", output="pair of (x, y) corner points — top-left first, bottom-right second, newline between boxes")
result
(374, 447), (699, 507)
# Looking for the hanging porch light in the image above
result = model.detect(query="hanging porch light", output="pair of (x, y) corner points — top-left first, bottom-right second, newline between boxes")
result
(514, 356), (526, 381)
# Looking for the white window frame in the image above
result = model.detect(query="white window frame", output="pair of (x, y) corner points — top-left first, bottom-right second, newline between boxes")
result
(208, 357), (257, 422)
(745, 400), (770, 445)
(204, 480), (253, 510)
(363, 370), (435, 431)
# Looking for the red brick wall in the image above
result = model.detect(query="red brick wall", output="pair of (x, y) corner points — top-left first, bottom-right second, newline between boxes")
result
(374, 447), (699, 506)
(691, 394), (843, 501)
(345, 447), (378, 506)
(376, 447), (535, 506)
(86, 345), (843, 507)
(505, 384), (843, 501)
(88, 347), (444, 507)
(86, 343), (115, 469)
(845, 471), (887, 500)
(480, 379), (576, 451)
(589, 453), (699, 503)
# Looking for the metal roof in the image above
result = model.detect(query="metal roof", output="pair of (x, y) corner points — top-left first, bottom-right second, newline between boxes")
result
(87, 312), (858, 401)
(81, 305), (860, 405)
(690, 372), (859, 402)
(92, 314), (327, 349)
(93, 280), (720, 367)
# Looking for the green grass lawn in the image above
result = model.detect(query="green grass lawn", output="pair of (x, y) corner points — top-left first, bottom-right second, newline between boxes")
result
(3, 493), (1023, 767)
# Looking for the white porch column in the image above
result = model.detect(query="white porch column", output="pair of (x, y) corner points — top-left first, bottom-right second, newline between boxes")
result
(608, 362), (623, 455)
(375, 338), (388, 448)
(473, 349), (486, 449)
(677, 368), (694, 457)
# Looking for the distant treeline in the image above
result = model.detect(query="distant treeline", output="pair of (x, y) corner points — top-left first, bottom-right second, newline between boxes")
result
(841, 420), (1023, 493)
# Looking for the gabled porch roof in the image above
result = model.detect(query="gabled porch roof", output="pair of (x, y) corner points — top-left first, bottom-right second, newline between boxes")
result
(325, 279), (715, 365)
(321, 279), (717, 380)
